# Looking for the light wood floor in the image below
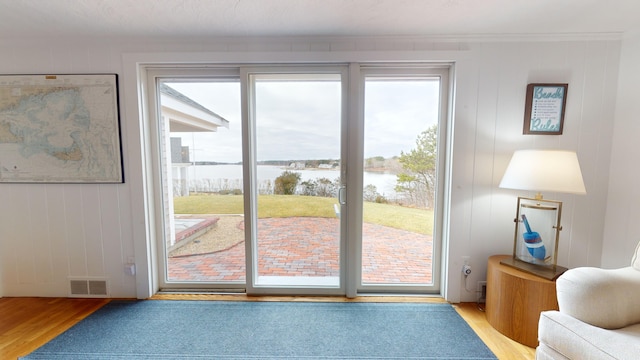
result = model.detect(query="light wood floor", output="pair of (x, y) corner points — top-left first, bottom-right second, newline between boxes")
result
(0, 296), (535, 360)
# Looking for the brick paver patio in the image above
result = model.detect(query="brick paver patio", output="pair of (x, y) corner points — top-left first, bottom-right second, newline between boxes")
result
(168, 217), (433, 284)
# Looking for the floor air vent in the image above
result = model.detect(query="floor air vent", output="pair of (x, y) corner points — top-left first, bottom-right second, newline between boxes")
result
(69, 278), (109, 297)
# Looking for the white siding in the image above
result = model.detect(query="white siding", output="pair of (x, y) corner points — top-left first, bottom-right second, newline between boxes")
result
(0, 35), (629, 302)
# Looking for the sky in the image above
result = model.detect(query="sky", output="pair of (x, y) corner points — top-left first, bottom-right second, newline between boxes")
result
(167, 77), (440, 164)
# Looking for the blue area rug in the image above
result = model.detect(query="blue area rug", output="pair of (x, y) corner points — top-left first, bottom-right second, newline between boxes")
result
(21, 300), (497, 359)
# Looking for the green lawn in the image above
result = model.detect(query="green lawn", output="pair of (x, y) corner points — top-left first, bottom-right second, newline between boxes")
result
(173, 194), (433, 235)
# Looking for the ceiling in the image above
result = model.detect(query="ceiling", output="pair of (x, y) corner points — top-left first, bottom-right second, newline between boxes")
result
(0, 0), (639, 39)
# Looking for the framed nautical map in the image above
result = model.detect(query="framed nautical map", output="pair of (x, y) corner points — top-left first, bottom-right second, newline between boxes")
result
(0, 74), (123, 183)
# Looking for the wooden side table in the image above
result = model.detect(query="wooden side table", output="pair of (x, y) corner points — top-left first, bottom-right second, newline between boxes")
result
(486, 255), (559, 348)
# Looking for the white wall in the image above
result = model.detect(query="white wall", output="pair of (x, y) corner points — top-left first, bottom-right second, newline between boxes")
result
(447, 39), (620, 301)
(602, 32), (640, 268)
(0, 40), (137, 298)
(0, 35), (623, 301)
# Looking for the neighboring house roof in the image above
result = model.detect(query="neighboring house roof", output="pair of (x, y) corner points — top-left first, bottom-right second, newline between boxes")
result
(159, 83), (230, 132)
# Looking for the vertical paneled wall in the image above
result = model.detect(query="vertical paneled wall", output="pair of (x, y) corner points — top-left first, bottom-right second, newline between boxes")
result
(447, 40), (620, 301)
(0, 36), (624, 300)
(603, 33), (640, 267)
(0, 39), (137, 298)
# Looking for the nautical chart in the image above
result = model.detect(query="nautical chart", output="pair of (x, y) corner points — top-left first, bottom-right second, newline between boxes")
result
(0, 74), (123, 183)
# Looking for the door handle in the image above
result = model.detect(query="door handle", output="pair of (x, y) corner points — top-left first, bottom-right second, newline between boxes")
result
(338, 186), (346, 205)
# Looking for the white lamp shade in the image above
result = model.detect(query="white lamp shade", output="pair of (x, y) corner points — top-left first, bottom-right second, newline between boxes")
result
(499, 150), (586, 195)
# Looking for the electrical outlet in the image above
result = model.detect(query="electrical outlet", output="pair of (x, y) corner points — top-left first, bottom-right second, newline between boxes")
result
(462, 256), (471, 275)
(462, 264), (472, 275)
(477, 281), (487, 303)
(124, 264), (136, 276)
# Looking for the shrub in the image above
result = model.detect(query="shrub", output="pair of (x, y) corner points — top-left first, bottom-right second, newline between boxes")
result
(274, 171), (302, 195)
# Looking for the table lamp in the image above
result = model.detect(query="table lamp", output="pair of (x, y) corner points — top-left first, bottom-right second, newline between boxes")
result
(499, 149), (586, 279)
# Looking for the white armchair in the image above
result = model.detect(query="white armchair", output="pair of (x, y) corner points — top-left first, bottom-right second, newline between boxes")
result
(536, 242), (640, 359)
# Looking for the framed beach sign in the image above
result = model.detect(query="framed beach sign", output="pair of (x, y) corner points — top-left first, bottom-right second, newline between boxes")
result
(523, 83), (568, 135)
(0, 74), (123, 183)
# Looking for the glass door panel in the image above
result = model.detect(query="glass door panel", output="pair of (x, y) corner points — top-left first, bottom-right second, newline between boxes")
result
(360, 75), (443, 292)
(248, 72), (343, 289)
(157, 79), (246, 288)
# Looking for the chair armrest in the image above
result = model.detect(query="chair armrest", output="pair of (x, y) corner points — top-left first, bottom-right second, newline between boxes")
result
(556, 266), (640, 329)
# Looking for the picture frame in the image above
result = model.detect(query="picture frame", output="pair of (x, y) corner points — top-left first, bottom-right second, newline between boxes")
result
(523, 83), (568, 135)
(0, 74), (123, 183)
(500, 196), (568, 280)
(512, 197), (561, 269)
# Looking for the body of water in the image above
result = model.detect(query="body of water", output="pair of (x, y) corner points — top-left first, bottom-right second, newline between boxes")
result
(187, 164), (398, 197)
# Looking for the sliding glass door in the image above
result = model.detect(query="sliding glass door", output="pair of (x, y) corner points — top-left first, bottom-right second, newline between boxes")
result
(148, 64), (448, 296)
(358, 67), (448, 294)
(152, 71), (247, 291)
(243, 69), (346, 293)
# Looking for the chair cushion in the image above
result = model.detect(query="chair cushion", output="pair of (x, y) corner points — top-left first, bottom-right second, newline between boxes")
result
(556, 266), (640, 329)
(538, 311), (640, 360)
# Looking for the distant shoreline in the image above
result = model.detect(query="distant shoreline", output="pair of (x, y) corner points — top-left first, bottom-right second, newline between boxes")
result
(192, 162), (395, 174)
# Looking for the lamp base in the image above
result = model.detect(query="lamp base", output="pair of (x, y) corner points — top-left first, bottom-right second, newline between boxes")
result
(500, 257), (568, 281)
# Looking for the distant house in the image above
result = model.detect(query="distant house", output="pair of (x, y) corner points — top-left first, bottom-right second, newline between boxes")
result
(289, 162), (306, 169)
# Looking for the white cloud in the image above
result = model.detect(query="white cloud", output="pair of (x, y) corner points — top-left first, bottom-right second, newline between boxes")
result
(166, 77), (440, 163)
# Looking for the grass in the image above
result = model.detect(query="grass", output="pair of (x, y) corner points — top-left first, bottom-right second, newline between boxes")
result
(173, 194), (433, 235)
